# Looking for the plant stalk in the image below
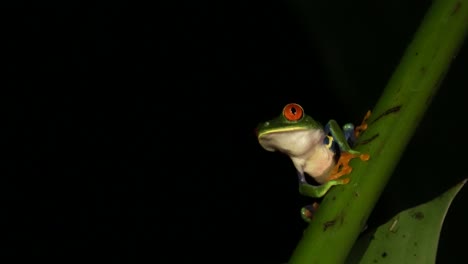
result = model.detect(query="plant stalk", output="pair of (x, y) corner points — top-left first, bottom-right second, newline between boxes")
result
(288, 0), (468, 263)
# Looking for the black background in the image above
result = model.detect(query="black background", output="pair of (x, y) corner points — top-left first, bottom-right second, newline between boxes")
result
(4, 0), (468, 263)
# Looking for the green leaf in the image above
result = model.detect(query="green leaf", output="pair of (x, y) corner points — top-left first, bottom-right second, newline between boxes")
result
(347, 179), (467, 264)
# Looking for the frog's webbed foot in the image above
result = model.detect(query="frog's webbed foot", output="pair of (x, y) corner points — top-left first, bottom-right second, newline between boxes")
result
(327, 152), (370, 181)
(354, 110), (371, 138)
(301, 202), (320, 223)
(328, 110), (371, 181)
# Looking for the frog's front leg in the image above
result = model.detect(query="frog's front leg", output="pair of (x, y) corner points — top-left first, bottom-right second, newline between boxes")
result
(324, 119), (370, 181)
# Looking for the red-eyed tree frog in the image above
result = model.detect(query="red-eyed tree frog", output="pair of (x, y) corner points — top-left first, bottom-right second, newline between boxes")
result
(256, 103), (370, 222)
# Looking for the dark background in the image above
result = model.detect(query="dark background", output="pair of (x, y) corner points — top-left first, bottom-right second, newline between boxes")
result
(4, 0), (467, 263)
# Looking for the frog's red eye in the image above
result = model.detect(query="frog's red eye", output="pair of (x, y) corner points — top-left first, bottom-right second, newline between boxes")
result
(283, 103), (304, 121)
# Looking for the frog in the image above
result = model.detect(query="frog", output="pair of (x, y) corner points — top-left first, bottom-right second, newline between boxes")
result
(256, 103), (371, 222)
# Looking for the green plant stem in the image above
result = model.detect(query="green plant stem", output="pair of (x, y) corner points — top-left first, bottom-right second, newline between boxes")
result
(288, 0), (468, 263)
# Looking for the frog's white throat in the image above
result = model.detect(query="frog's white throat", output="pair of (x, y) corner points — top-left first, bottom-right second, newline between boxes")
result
(258, 129), (322, 155)
(259, 129), (336, 184)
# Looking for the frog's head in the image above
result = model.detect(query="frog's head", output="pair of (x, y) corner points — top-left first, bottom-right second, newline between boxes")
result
(256, 103), (324, 156)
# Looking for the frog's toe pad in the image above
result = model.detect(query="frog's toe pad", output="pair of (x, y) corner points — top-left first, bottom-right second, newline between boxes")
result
(341, 177), (351, 184)
(360, 153), (370, 161)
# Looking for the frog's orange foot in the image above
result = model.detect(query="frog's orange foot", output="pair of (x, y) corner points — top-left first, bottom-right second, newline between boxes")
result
(327, 152), (368, 181)
(354, 110), (372, 138)
(328, 165), (352, 181)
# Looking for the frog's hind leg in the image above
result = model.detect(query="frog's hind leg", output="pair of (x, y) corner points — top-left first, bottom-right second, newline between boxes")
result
(299, 177), (351, 222)
(301, 202), (320, 223)
(342, 123), (356, 146)
(324, 120), (360, 154)
(299, 173), (350, 198)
